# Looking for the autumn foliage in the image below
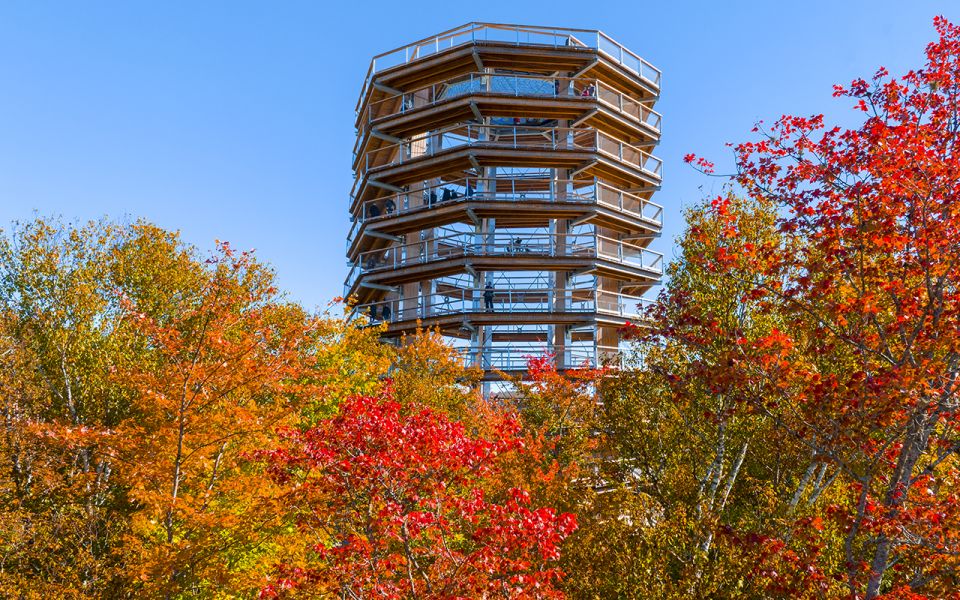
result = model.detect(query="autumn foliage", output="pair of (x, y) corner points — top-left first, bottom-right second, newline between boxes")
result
(0, 219), (575, 598)
(256, 391), (576, 598)
(667, 15), (960, 599)
(5, 15), (960, 600)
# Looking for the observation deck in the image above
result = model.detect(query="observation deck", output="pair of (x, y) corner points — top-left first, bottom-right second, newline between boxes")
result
(344, 23), (663, 380)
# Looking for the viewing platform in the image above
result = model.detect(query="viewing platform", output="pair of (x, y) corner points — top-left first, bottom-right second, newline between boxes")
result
(344, 22), (663, 380)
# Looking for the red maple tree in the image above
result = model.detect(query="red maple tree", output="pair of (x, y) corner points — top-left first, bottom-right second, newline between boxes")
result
(671, 16), (960, 599)
(255, 390), (577, 599)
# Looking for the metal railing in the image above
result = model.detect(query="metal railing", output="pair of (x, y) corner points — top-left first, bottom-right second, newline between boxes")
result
(362, 123), (581, 173)
(347, 177), (663, 249)
(353, 288), (652, 324)
(594, 181), (664, 224)
(357, 72), (661, 135)
(357, 23), (661, 112)
(593, 80), (662, 132)
(359, 124), (662, 180)
(594, 130), (663, 178)
(345, 231), (663, 290)
(354, 177), (588, 221)
(454, 344), (623, 371)
(360, 71), (565, 128)
(595, 234), (664, 273)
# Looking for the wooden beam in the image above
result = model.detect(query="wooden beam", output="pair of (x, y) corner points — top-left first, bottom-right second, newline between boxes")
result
(570, 211), (597, 227)
(366, 230), (403, 242)
(625, 185), (660, 194)
(570, 160), (598, 179)
(373, 81), (403, 96)
(570, 266), (596, 277)
(465, 207), (480, 226)
(368, 179), (404, 193)
(371, 130), (403, 144)
(468, 154), (481, 171)
(571, 109), (598, 128)
(620, 233), (661, 242)
(469, 101), (483, 122)
(572, 60), (600, 80)
(360, 281), (399, 292)
(472, 51), (484, 71)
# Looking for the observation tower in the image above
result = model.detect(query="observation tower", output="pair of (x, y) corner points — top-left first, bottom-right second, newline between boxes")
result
(346, 23), (663, 380)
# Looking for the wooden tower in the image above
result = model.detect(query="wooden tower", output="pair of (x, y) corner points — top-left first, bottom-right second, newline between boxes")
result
(346, 23), (663, 380)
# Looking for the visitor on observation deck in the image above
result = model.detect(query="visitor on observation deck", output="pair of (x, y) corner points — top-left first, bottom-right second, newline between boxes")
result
(484, 282), (495, 312)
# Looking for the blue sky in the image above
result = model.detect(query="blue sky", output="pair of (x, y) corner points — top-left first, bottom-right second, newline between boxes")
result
(0, 1), (955, 309)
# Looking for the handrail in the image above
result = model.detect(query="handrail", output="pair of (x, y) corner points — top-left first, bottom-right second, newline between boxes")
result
(346, 177), (663, 249)
(359, 124), (662, 180)
(593, 130), (663, 178)
(358, 71), (572, 130)
(362, 123), (578, 174)
(593, 80), (662, 132)
(353, 286), (587, 323)
(595, 233), (664, 273)
(351, 287), (652, 324)
(356, 72), (661, 139)
(357, 23), (661, 113)
(347, 231), (664, 286)
(594, 181), (664, 225)
(349, 175), (589, 231)
(344, 261), (361, 294)
(452, 343), (624, 370)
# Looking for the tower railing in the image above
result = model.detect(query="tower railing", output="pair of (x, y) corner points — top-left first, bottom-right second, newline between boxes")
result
(453, 344), (624, 371)
(345, 231), (663, 291)
(360, 124), (663, 180)
(357, 23), (661, 111)
(352, 287), (653, 324)
(346, 177), (663, 248)
(357, 72), (661, 135)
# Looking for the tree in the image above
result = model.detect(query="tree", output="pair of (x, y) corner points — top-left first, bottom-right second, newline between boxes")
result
(255, 390), (577, 599)
(674, 16), (960, 598)
(0, 218), (392, 596)
(388, 327), (483, 419)
(0, 219), (196, 595)
(115, 241), (328, 596)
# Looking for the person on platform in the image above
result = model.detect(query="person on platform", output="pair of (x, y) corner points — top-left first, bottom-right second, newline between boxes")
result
(484, 282), (495, 312)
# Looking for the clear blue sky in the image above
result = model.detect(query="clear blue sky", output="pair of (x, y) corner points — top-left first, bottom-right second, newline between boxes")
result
(0, 1), (954, 309)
